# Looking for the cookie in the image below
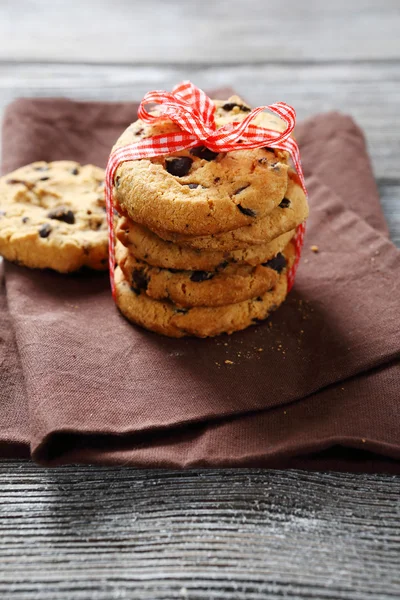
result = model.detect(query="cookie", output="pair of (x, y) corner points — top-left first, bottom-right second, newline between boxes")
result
(0, 161), (108, 272)
(115, 241), (293, 337)
(115, 240), (289, 308)
(151, 171), (308, 251)
(112, 95), (291, 236)
(116, 215), (295, 271)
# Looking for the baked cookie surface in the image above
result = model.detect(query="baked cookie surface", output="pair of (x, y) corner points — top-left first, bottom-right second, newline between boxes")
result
(116, 215), (295, 271)
(112, 96), (291, 236)
(0, 161), (108, 272)
(115, 240), (291, 308)
(115, 261), (290, 338)
(151, 171), (308, 251)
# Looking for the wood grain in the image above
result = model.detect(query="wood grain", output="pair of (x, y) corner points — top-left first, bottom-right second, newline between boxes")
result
(1, 0), (400, 64)
(0, 462), (400, 600)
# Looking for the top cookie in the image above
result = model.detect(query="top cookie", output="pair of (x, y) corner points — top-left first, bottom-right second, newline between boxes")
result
(112, 95), (291, 236)
(0, 161), (108, 272)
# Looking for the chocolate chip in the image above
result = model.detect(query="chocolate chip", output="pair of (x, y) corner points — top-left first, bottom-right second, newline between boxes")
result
(237, 204), (257, 217)
(131, 269), (149, 292)
(263, 253), (287, 273)
(186, 183), (200, 189)
(264, 147), (275, 153)
(270, 162), (281, 172)
(165, 157), (193, 177)
(135, 127), (145, 136)
(175, 307), (189, 314)
(39, 176), (50, 181)
(34, 165), (49, 172)
(218, 261), (229, 270)
(6, 179), (27, 185)
(71, 167), (79, 175)
(22, 217), (29, 223)
(233, 185), (250, 195)
(256, 297), (263, 301)
(38, 224), (52, 238)
(47, 207), (75, 224)
(279, 198), (291, 208)
(190, 271), (215, 283)
(114, 176), (120, 188)
(190, 146), (219, 161)
(214, 177), (221, 184)
(222, 102), (251, 112)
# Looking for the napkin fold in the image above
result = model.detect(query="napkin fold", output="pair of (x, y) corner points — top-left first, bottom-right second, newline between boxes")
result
(1, 91), (399, 471)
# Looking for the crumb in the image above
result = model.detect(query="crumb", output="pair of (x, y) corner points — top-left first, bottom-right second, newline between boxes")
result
(257, 348), (263, 352)
(310, 245), (319, 253)
(362, 438), (366, 443)
(268, 322), (272, 328)
(224, 342), (228, 346)
(215, 362), (220, 367)
(300, 329), (304, 334)
(341, 387), (345, 390)
(224, 359), (234, 365)
(284, 410), (287, 415)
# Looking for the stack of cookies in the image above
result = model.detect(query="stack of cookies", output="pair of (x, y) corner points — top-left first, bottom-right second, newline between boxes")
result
(112, 96), (309, 338)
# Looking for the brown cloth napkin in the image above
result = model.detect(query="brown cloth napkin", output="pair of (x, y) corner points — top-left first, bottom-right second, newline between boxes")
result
(1, 91), (399, 472)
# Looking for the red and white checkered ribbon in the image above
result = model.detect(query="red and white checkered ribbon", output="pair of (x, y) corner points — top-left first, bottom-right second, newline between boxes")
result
(105, 81), (307, 297)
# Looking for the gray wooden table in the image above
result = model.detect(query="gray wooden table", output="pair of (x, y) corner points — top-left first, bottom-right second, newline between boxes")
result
(1, 2), (399, 599)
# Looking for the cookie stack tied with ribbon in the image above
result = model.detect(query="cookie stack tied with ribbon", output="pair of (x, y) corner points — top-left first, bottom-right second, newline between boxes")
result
(106, 82), (309, 337)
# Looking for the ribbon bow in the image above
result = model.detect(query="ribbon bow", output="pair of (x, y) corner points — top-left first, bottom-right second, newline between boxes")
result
(105, 81), (307, 298)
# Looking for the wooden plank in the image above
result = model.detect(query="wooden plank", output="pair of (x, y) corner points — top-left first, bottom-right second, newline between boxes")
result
(0, 462), (399, 600)
(0, 0), (400, 64)
(0, 62), (399, 179)
(1, 62), (399, 245)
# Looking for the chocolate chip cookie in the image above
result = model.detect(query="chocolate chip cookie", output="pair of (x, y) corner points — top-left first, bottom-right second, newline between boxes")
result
(116, 215), (295, 271)
(151, 171), (308, 251)
(0, 161), (108, 272)
(115, 240), (290, 308)
(114, 243), (293, 338)
(112, 95), (291, 236)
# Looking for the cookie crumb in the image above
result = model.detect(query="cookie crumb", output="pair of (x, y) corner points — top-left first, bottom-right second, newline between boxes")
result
(224, 359), (234, 365)
(310, 245), (319, 253)
(362, 438), (366, 443)
(257, 348), (263, 352)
